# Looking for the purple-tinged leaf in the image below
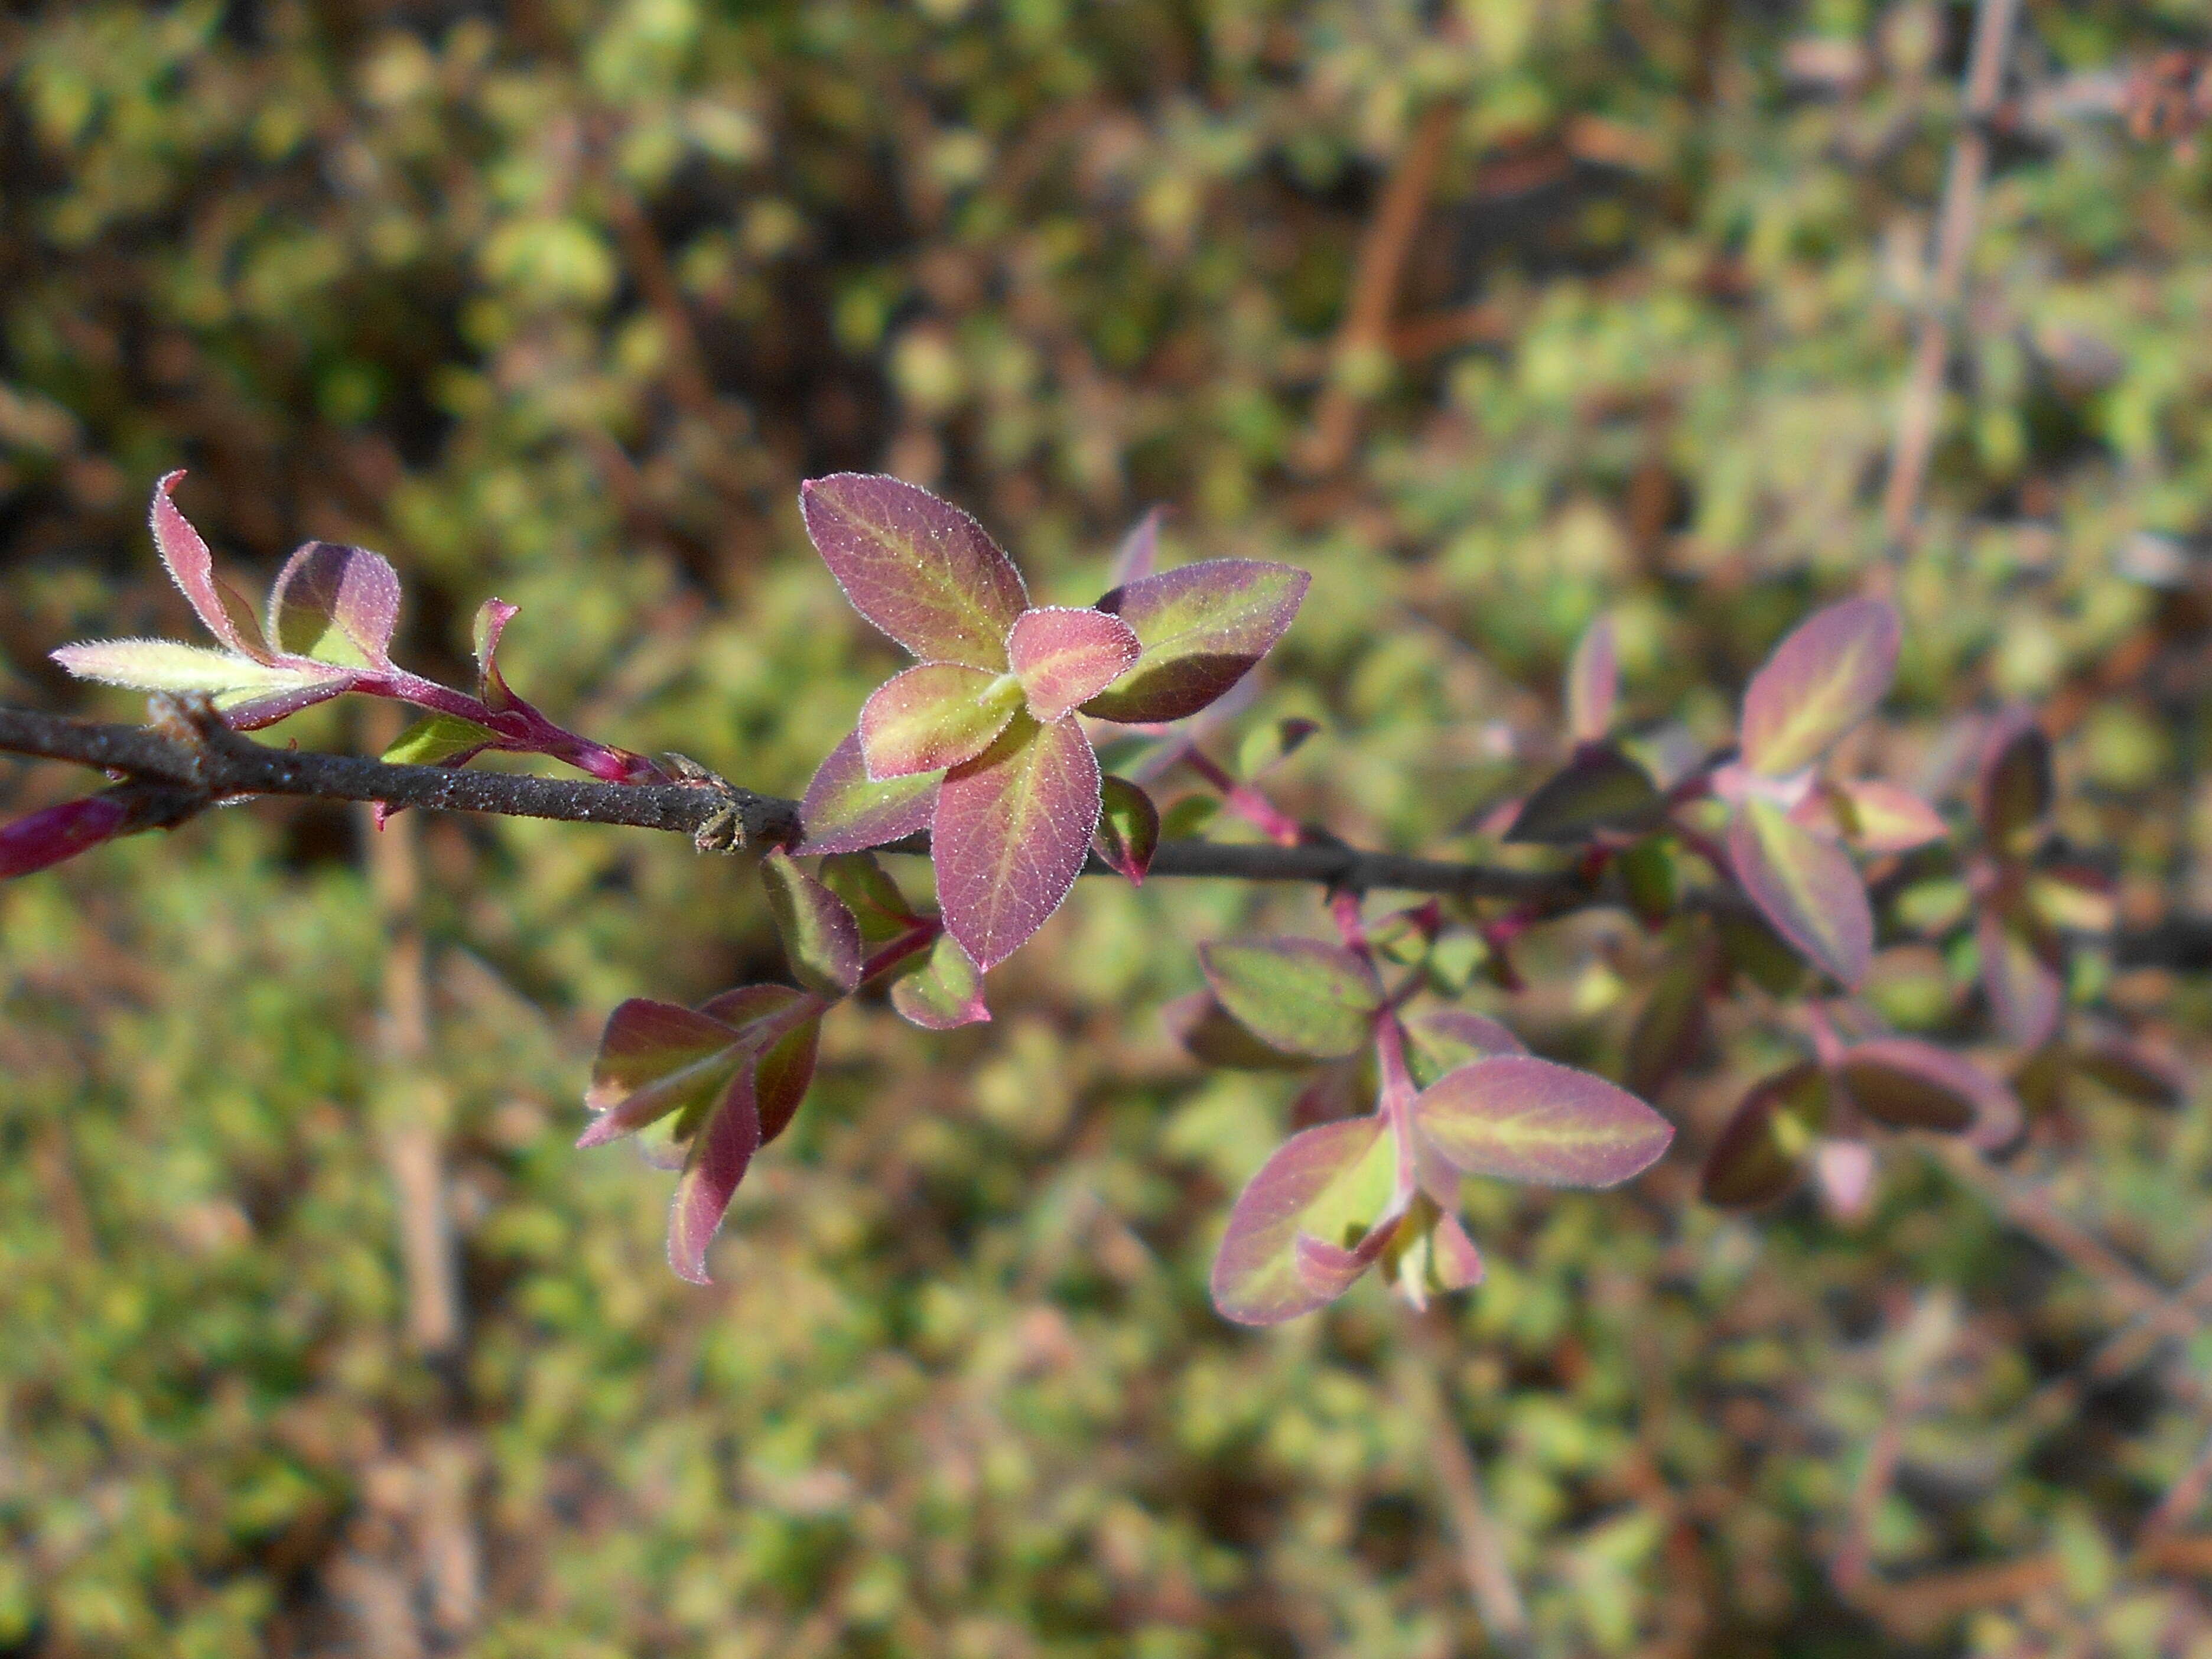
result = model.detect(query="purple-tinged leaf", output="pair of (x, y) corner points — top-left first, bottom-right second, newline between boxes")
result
(667, 1072), (763, 1285)
(799, 473), (1030, 669)
(697, 983), (811, 1027)
(760, 848), (863, 997)
(2071, 1034), (2186, 1108)
(149, 471), (272, 660)
(1566, 614), (1618, 744)
(1504, 744), (1661, 845)
(1198, 937), (1382, 1060)
(890, 931), (991, 1030)
(1094, 775), (1159, 883)
(1108, 505), (1163, 587)
(0, 793), (134, 879)
(1625, 944), (1711, 1098)
(1814, 1138), (1877, 1221)
(1084, 559), (1310, 723)
(266, 541), (401, 667)
(858, 662), (1021, 779)
(1293, 1222), (1394, 1299)
(624, 984), (804, 1171)
(1400, 1009), (1527, 1089)
(580, 998), (746, 1147)
(817, 853), (921, 944)
(1210, 1117), (1400, 1326)
(1978, 910), (2062, 1049)
(1383, 1206), (1485, 1307)
(473, 598), (520, 710)
(933, 711), (1101, 970)
(795, 730), (941, 855)
(1837, 1038), (2021, 1149)
(1729, 797), (1873, 988)
(1413, 1055), (1674, 1188)
(50, 639), (353, 710)
(1700, 1063), (1827, 1208)
(1162, 992), (1312, 1071)
(1977, 708), (2052, 859)
(1007, 606), (1142, 721)
(1739, 597), (1900, 778)
(1834, 779), (1948, 853)
(754, 1016), (821, 1146)
(382, 713), (497, 768)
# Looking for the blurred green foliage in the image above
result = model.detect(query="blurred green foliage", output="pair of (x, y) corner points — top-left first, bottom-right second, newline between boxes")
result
(4, 0), (2212, 1653)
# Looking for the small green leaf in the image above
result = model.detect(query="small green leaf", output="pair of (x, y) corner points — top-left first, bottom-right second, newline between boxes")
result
(1198, 937), (1382, 1059)
(1401, 1008), (1525, 1089)
(760, 848), (863, 997)
(1094, 775), (1160, 883)
(382, 713), (498, 767)
(1162, 992), (1312, 1071)
(890, 931), (991, 1030)
(818, 852), (920, 945)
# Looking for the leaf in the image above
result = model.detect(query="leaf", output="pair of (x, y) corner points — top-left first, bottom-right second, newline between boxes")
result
(149, 471), (272, 660)
(2071, 1035), (2185, 1108)
(51, 639), (352, 703)
(1094, 775), (1159, 883)
(1236, 716), (1320, 779)
(1566, 613), (1618, 744)
(1835, 779), (1948, 853)
(858, 662), (1022, 779)
(933, 711), (1101, 970)
(817, 853), (920, 944)
(1504, 744), (1662, 844)
(1083, 559), (1310, 723)
(382, 713), (497, 767)
(0, 793), (135, 879)
(266, 541), (401, 666)
(1382, 1203), (1485, 1307)
(753, 1017), (821, 1146)
(1401, 1009), (1527, 1089)
(667, 1071), (763, 1285)
(890, 931), (991, 1030)
(1162, 993), (1310, 1070)
(1700, 1063), (1827, 1208)
(1618, 835), (1678, 928)
(2026, 868), (2116, 935)
(473, 598), (521, 710)
(1978, 708), (2053, 859)
(1837, 1038), (2021, 1149)
(1977, 909), (2062, 1049)
(1624, 942), (1710, 1098)
(799, 473), (1030, 669)
(760, 848), (863, 997)
(1739, 597), (1900, 778)
(1198, 937), (1382, 1059)
(795, 729), (941, 855)
(1210, 1117), (1400, 1326)
(1414, 1056), (1674, 1188)
(1729, 797), (1873, 988)
(1108, 505), (1163, 586)
(1007, 606), (1142, 721)
(580, 998), (746, 1146)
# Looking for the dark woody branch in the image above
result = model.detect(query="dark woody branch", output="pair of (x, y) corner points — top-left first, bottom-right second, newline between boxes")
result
(0, 700), (1572, 903)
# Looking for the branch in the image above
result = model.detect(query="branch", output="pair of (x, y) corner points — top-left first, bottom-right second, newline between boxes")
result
(0, 702), (1571, 902)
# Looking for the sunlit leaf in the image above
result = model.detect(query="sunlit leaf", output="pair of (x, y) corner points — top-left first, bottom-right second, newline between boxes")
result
(1700, 1063), (1826, 1208)
(760, 848), (863, 997)
(753, 1016), (821, 1146)
(1977, 910), (2062, 1049)
(473, 598), (521, 710)
(1198, 937), (1382, 1059)
(1978, 708), (2053, 859)
(1162, 992), (1312, 1071)
(1729, 797), (1873, 988)
(1083, 559), (1310, 723)
(1094, 774), (1159, 883)
(799, 473), (1029, 668)
(2027, 868), (2116, 936)
(1007, 606), (1141, 721)
(858, 662), (1021, 779)
(1210, 1117), (1400, 1325)
(1739, 598), (1900, 777)
(51, 639), (351, 704)
(889, 931), (991, 1030)
(796, 729), (940, 855)
(1566, 613), (1618, 744)
(1401, 1008), (1526, 1089)
(266, 541), (401, 666)
(382, 712), (497, 767)
(666, 1070), (763, 1285)
(1834, 779), (1948, 853)
(148, 470), (271, 660)
(580, 998), (746, 1146)
(1505, 744), (1662, 844)
(1837, 1038), (2021, 1149)
(933, 711), (1101, 970)
(1413, 1056), (1674, 1188)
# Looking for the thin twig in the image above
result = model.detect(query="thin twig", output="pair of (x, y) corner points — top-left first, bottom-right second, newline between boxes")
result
(1879, 0), (2023, 550)
(0, 701), (1575, 901)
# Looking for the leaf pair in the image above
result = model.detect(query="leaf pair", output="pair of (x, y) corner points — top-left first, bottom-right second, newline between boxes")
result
(795, 474), (1308, 971)
(1701, 1037), (2021, 1211)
